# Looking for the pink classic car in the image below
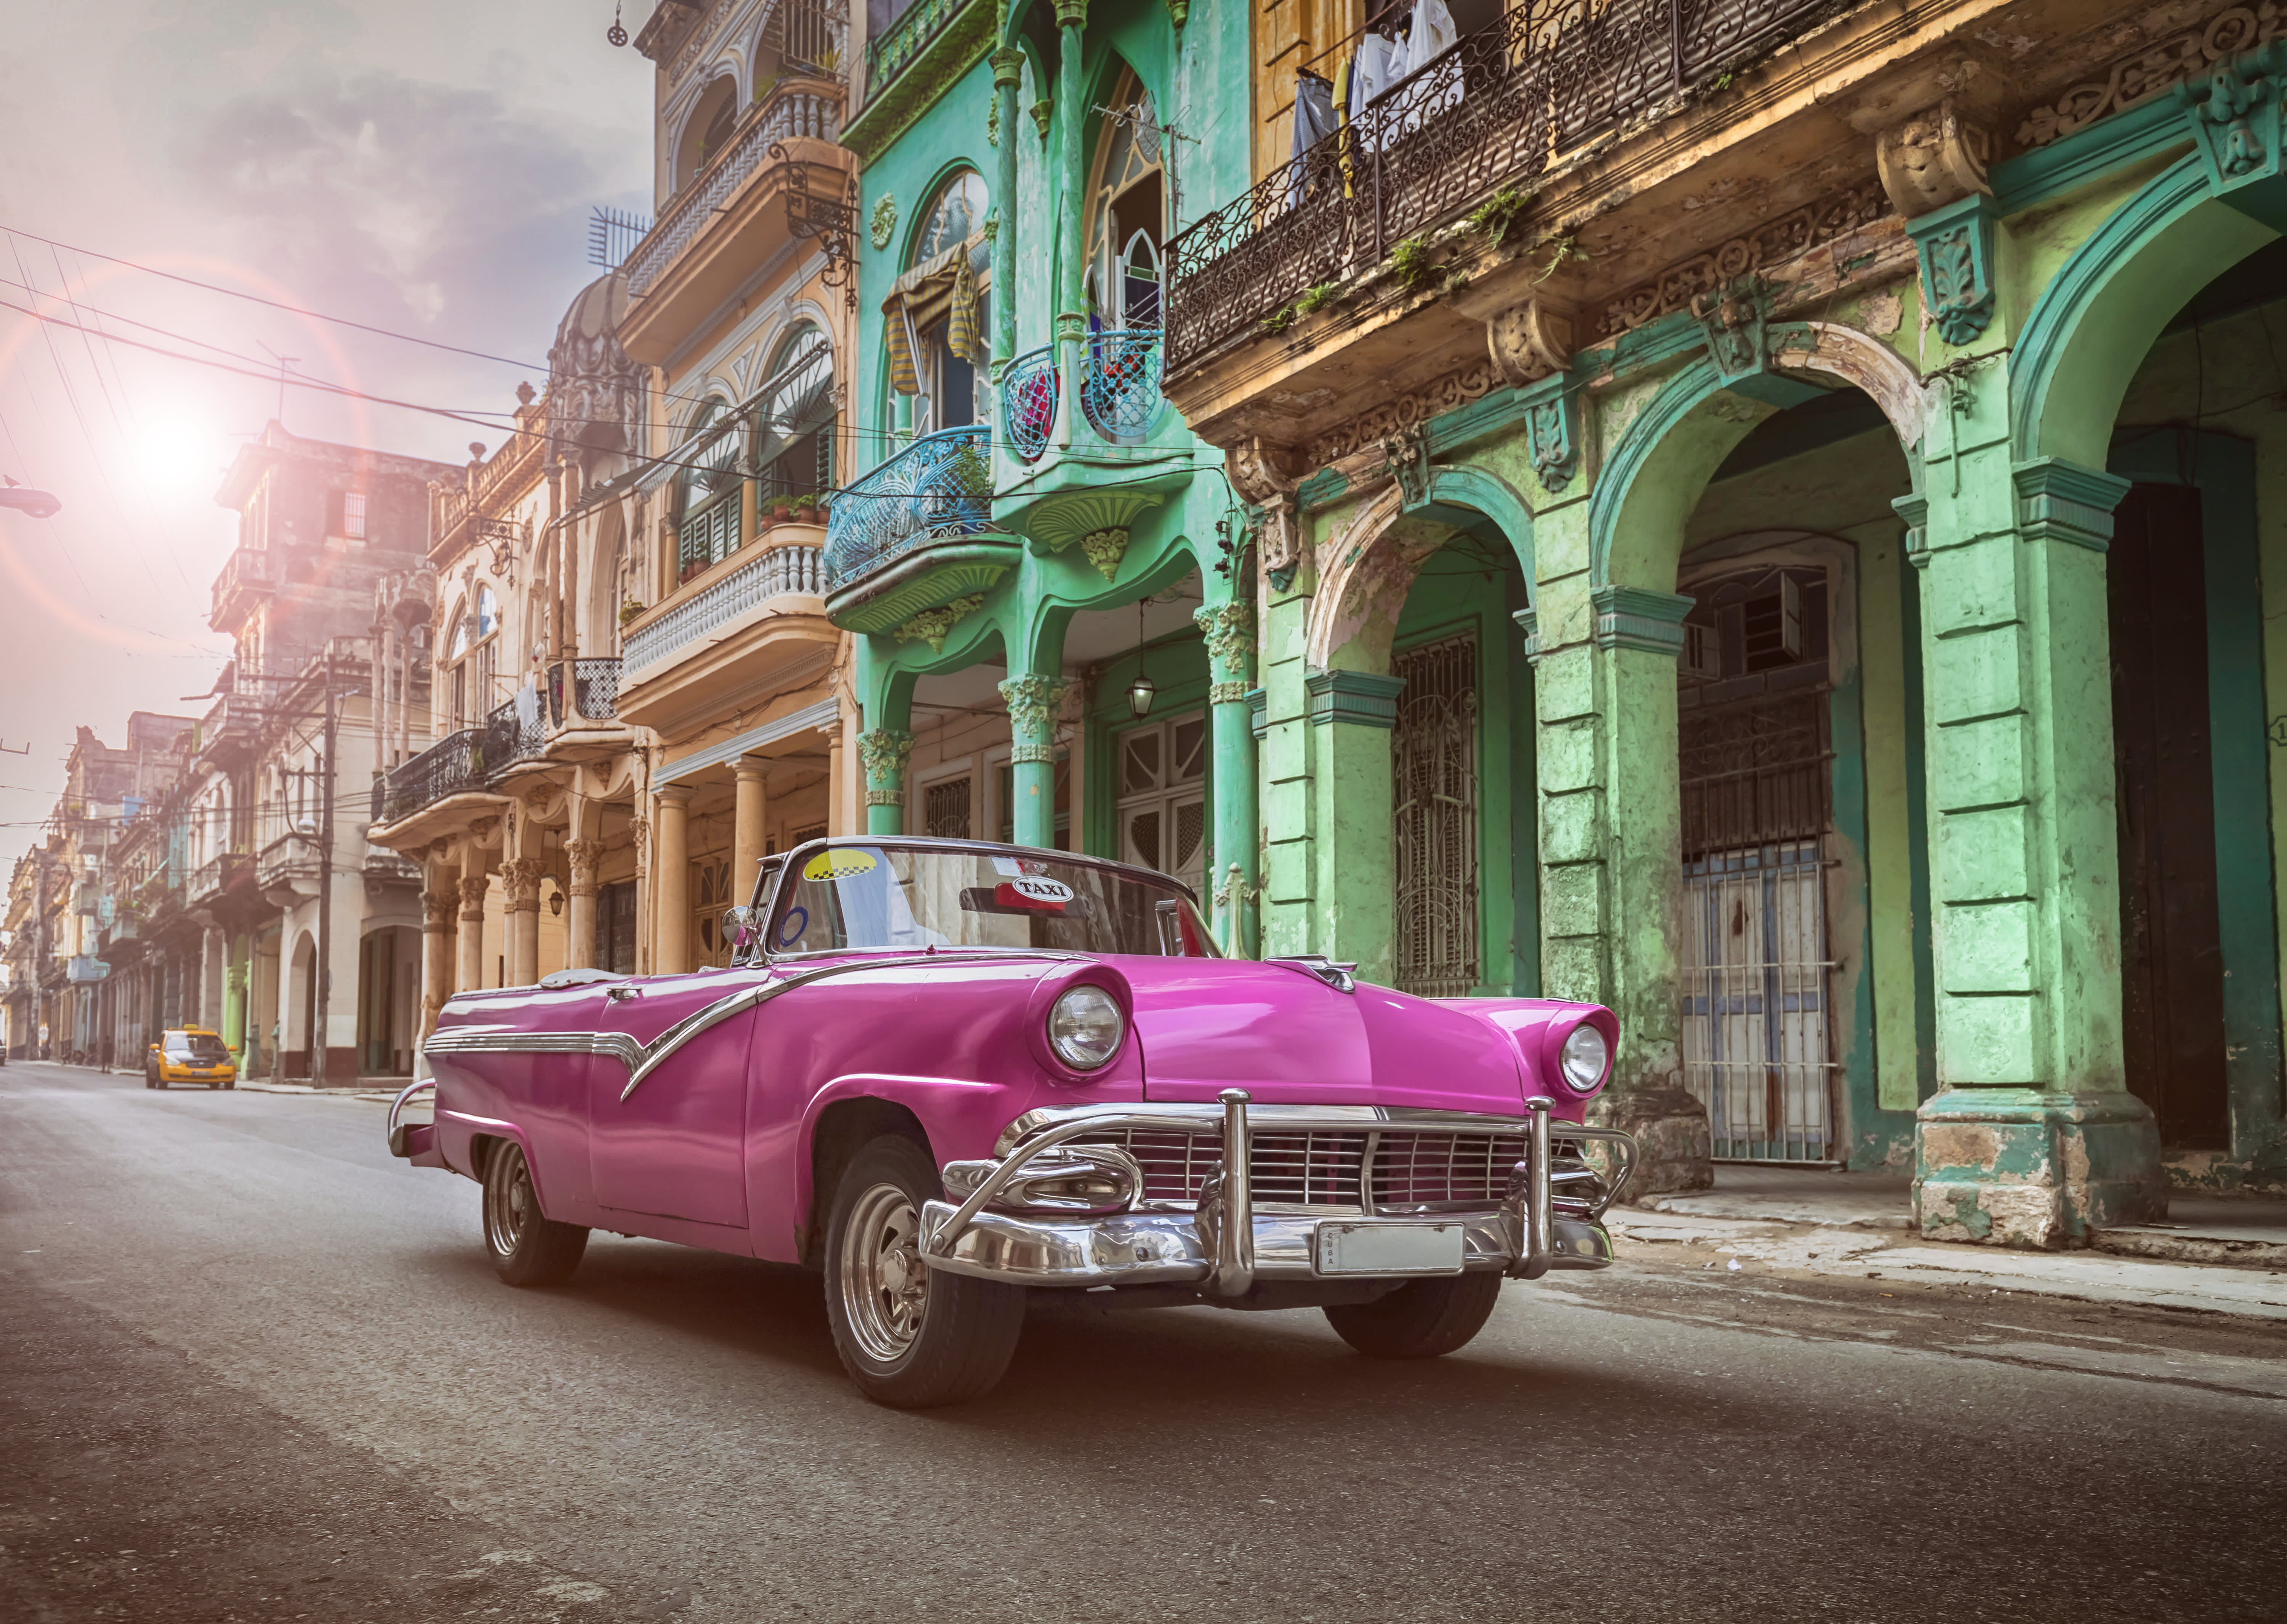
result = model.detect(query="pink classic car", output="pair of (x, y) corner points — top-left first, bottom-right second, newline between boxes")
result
(390, 838), (1636, 1407)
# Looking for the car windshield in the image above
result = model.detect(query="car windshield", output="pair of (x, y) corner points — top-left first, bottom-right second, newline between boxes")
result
(767, 845), (1219, 958)
(166, 1034), (231, 1061)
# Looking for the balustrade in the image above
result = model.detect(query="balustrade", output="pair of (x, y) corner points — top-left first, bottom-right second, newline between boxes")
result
(623, 543), (825, 672)
(1082, 329), (1163, 441)
(822, 426), (994, 594)
(626, 84), (844, 297)
(1001, 347), (1058, 463)
(1164, 0), (1842, 369)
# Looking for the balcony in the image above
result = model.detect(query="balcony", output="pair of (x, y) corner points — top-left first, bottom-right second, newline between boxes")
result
(1163, 0), (1844, 372)
(210, 547), (276, 633)
(616, 540), (834, 734)
(371, 731), (483, 826)
(188, 852), (254, 908)
(257, 830), (319, 907)
(822, 426), (1019, 635)
(548, 657), (623, 726)
(618, 79), (848, 362)
(859, 0), (981, 111)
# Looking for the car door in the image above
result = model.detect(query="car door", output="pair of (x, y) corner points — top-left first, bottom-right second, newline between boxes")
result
(588, 968), (759, 1233)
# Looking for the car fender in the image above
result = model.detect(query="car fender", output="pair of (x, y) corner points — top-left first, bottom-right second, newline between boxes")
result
(433, 1108), (557, 1212)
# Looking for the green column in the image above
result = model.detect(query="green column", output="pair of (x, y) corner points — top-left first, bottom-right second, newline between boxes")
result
(1532, 568), (1711, 1194)
(990, 45), (1023, 367)
(857, 728), (914, 838)
(1258, 586), (1313, 958)
(1305, 670), (1405, 986)
(1905, 357), (2163, 1246)
(224, 934), (249, 1076)
(1052, 0), (1087, 449)
(1197, 600), (1259, 956)
(1000, 673), (1069, 848)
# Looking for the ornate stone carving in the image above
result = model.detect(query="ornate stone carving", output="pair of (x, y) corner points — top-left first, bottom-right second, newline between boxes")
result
(1598, 182), (1892, 338)
(1079, 529), (1129, 579)
(421, 889), (457, 930)
(1520, 374), (1578, 490)
(1909, 196), (1999, 346)
(894, 593), (985, 653)
(1030, 99), (1053, 139)
(2181, 46), (2287, 189)
(990, 44), (1025, 88)
(1875, 100), (1992, 216)
(501, 858), (545, 911)
(869, 193), (898, 250)
(458, 875), (491, 919)
(564, 838), (602, 897)
(547, 272), (640, 455)
(1208, 680), (1250, 706)
(1194, 602), (1254, 679)
(630, 814), (650, 874)
(467, 816), (501, 845)
(857, 728), (915, 806)
(1223, 436), (1306, 588)
(1691, 279), (1770, 382)
(1485, 300), (1573, 386)
(2016, 4), (2284, 149)
(1303, 359), (1501, 468)
(1381, 425), (1432, 509)
(999, 675), (1070, 764)
(1053, 0), (1088, 28)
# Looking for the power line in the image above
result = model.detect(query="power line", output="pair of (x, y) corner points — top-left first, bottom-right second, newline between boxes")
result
(0, 224), (551, 372)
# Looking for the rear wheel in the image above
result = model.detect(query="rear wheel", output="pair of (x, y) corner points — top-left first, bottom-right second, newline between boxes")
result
(1323, 1272), (1504, 1359)
(823, 1135), (1026, 1408)
(481, 1140), (588, 1287)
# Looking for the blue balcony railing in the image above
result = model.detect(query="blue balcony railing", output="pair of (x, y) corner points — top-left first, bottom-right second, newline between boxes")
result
(1001, 346), (1057, 462)
(1082, 328), (1162, 441)
(823, 425), (994, 594)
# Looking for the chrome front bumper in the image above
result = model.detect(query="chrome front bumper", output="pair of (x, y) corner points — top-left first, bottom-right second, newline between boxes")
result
(919, 1092), (1635, 1293)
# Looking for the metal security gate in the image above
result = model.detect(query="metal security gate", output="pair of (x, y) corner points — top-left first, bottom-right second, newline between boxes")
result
(1677, 681), (1838, 1161)
(1393, 632), (1479, 998)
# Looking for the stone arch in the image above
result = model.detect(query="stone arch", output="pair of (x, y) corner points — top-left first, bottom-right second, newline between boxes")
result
(1592, 323), (1925, 591)
(1304, 465), (1536, 672)
(2013, 154), (2280, 467)
(672, 72), (742, 193)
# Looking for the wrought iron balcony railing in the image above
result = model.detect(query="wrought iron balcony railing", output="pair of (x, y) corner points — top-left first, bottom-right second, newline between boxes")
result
(479, 695), (547, 778)
(823, 427), (994, 595)
(623, 543), (825, 673)
(1082, 329), (1163, 441)
(549, 657), (624, 725)
(1001, 346), (1057, 463)
(1164, 0), (1842, 369)
(866, 0), (974, 103)
(626, 82), (844, 297)
(371, 730), (482, 825)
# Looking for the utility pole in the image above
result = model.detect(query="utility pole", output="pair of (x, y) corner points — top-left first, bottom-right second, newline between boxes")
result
(312, 644), (336, 1087)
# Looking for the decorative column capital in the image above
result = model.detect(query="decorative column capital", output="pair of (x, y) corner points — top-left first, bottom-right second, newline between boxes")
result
(1893, 493), (1932, 568)
(458, 875), (491, 919)
(858, 727), (916, 806)
(564, 838), (603, 896)
(999, 675), (1070, 764)
(1052, 0), (1087, 29)
(1874, 98), (1993, 217)
(1590, 585), (1694, 657)
(421, 889), (457, 930)
(655, 784), (693, 810)
(1194, 602), (1255, 681)
(501, 858), (545, 911)
(990, 44), (1026, 87)
(2013, 458), (2131, 552)
(1519, 372), (1579, 491)
(1304, 669), (1406, 729)
(1906, 192), (2000, 347)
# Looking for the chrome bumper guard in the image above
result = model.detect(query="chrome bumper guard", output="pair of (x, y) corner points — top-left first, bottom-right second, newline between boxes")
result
(918, 1092), (1637, 1292)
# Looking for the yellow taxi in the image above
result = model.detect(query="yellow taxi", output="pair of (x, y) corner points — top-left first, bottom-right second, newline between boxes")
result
(146, 1028), (238, 1090)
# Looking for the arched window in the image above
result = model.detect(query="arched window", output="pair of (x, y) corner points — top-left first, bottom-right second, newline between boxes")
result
(677, 397), (743, 582)
(757, 323), (835, 505)
(1087, 71), (1164, 330)
(895, 170), (992, 436)
(675, 76), (741, 192)
(447, 587), (499, 727)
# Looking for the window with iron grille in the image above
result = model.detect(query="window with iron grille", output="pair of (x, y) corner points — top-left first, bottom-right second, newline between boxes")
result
(1393, 632), (1479, 998)
(923, 775), (971, 839)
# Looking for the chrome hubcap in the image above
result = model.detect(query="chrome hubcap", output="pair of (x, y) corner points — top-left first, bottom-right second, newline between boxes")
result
(839, 1182), (928, 1365)
(485, 1145), (533, 1258)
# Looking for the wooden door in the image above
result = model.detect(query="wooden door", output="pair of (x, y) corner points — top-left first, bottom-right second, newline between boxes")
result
(2108, 483), (2229, 1148)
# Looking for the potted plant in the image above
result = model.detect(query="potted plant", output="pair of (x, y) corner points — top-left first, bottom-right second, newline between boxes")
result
(770, 493), (794, 525)
(794, 492), (820, 524)
(619, 598), (647, 627)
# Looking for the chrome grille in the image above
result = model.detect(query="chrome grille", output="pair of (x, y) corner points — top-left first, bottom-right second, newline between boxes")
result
(1074, 1126), (1535, 1211)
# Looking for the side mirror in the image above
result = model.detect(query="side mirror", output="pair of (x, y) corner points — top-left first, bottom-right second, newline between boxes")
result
(722, 904), (757, 957)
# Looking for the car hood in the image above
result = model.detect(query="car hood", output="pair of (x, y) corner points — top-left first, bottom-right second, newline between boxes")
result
(1112, 957), (1530, 1114)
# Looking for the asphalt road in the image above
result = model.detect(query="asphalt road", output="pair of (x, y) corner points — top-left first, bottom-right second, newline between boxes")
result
(3, 1061), (2284, 1624)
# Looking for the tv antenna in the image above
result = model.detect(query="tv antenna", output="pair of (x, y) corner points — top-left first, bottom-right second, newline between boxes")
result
(256, 341), (300, 425)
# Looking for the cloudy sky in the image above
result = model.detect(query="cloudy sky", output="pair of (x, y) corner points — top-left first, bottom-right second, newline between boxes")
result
(0, 0), (653, 874)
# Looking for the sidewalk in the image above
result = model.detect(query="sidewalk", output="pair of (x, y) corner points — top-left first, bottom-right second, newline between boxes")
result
(1616, 1165), (2287, 1321)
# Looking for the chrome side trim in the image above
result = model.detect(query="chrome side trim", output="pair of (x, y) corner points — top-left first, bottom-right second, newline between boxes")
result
(422, 951), (1059, 1103)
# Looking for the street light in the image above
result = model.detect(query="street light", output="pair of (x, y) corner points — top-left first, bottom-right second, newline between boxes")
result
(0, 478), (61, 519)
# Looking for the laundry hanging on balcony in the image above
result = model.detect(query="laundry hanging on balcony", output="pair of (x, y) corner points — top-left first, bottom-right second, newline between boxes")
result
(1285, 69), (1337, 211)
(879, 234), (985, 396)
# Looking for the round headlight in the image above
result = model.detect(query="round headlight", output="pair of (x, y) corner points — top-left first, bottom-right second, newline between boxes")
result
(1047, 984), (1125, 1070)
(1559, 1023), (1609, 1093)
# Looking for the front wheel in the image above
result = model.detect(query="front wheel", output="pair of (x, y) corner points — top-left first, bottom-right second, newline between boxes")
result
(1323, 1271), (1504, 1359)
(481, 1140), (588, 1286)
(823, 1135), (1026, 1408)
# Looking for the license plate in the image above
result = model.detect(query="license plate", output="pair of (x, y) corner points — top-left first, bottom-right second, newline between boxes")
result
(1314, 1221), (1466, 1277)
